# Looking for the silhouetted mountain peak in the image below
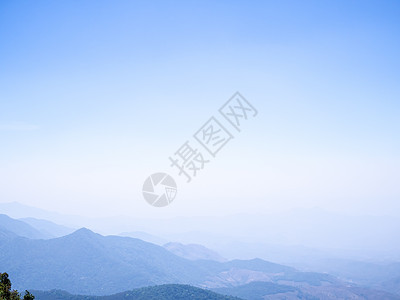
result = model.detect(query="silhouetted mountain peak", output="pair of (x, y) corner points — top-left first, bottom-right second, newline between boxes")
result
(67, 227), (99, 238)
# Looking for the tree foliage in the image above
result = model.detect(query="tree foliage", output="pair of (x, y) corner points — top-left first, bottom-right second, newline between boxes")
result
(0, 273), (34, 300)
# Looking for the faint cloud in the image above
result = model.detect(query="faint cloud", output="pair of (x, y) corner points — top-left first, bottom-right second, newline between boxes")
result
(0, 122), (40, 131)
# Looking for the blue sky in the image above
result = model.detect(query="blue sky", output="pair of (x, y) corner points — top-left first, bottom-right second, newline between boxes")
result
(0, 0), (399, 217)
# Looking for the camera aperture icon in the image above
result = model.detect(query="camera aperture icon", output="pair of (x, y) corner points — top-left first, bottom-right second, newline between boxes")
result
(142, 173), (177, 207)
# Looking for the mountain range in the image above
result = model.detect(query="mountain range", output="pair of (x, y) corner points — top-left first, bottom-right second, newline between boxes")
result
(0, 209), (400, 299)
(1, 212), (400, 299)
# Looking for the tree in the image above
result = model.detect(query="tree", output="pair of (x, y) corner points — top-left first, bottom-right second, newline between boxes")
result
(22, 291), (34, 300)
(0, 273), (34, 300)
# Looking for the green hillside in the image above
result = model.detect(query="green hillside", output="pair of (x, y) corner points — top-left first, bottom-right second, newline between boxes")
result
(32, 285), (242, 300)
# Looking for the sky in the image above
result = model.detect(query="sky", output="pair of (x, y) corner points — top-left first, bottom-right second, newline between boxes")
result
(0, 0), (399, 218)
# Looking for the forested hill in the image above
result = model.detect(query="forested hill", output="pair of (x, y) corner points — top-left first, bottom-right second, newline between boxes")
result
(32, 285), (243, 300)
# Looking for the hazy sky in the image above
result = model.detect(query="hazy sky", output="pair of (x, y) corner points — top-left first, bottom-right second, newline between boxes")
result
(1, 0), (399, 218)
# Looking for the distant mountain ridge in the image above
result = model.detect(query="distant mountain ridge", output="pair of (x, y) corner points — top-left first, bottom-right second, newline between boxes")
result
(0, 214), (50, 239)
(19, 217), (75, 238)
(164, 242), (227, 262)
(2, 202), (399, 263)
(119, 231), (167, 245)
